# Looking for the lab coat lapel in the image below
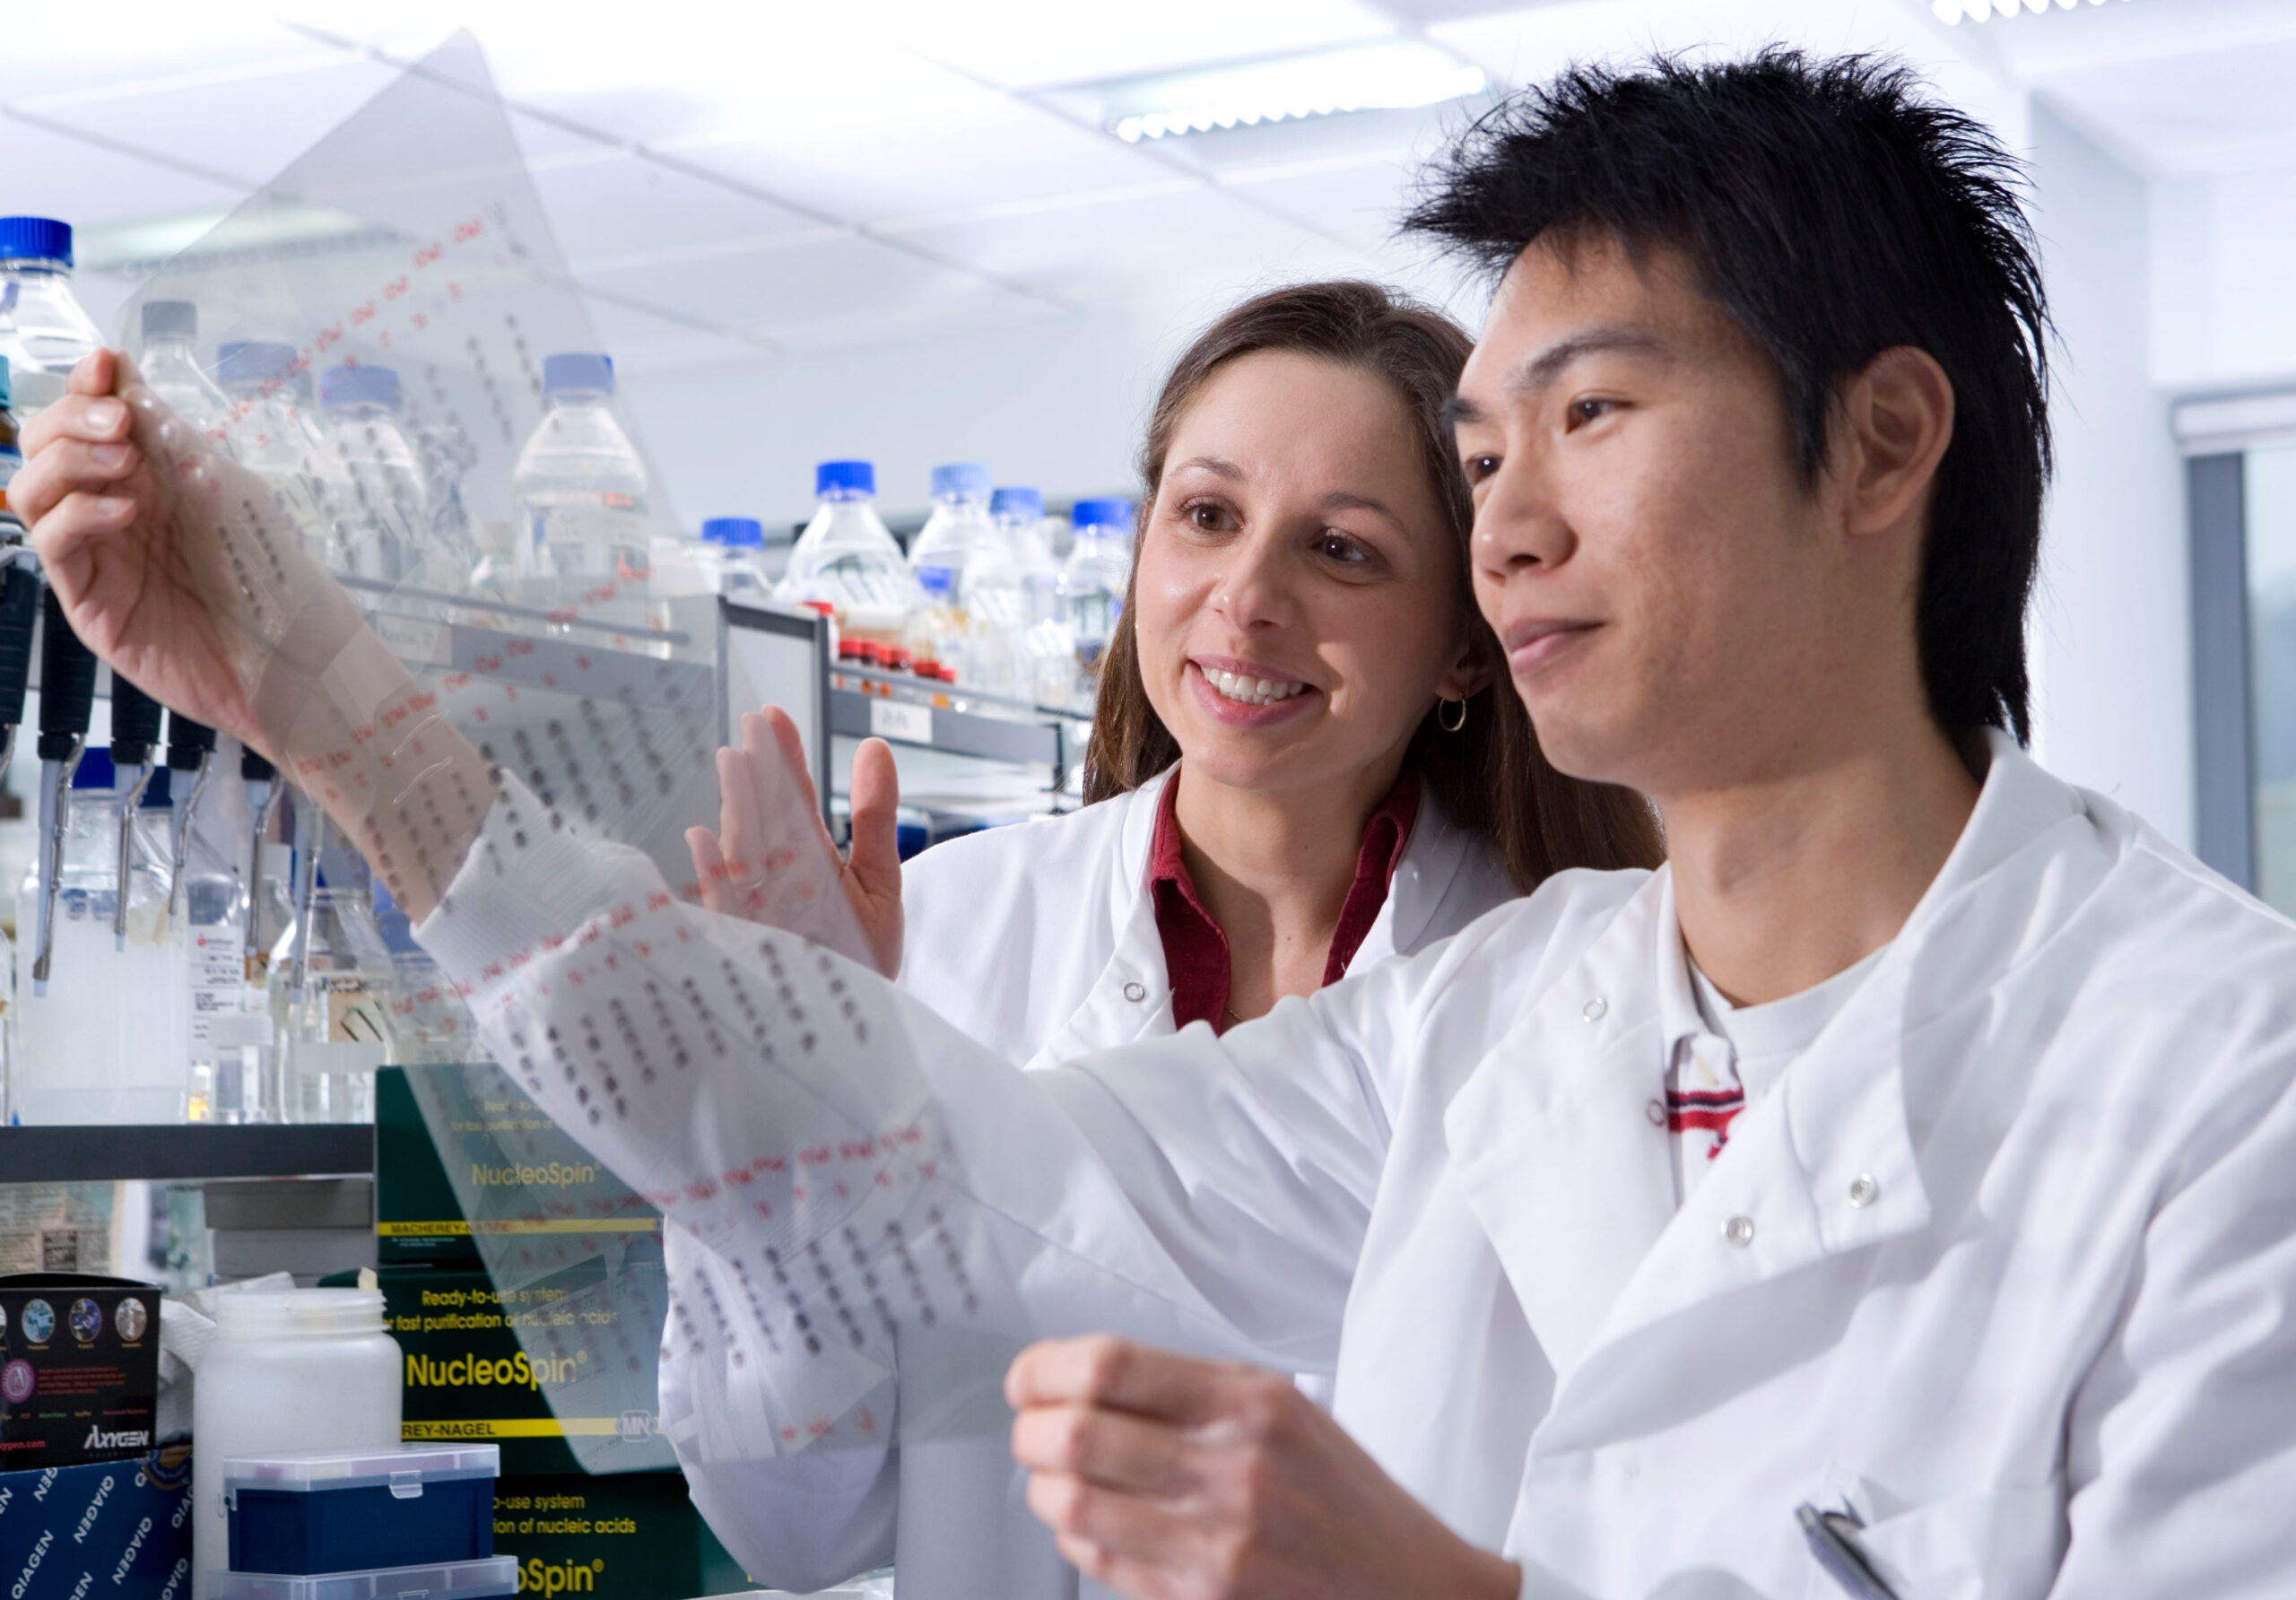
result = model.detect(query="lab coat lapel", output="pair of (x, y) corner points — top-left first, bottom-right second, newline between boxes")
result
(1027, 775), (1177, 1070)
(1442, 874), (1679, 1380)
(1532, 734), (2086, 1448)
(1353, 789), (1472, 970)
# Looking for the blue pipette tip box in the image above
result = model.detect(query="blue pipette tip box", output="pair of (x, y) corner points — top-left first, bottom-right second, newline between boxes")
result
(224, 1443), (500, 1576)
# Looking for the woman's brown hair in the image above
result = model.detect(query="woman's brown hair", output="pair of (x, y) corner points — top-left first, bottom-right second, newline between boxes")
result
(1080, 279), (1663, 890)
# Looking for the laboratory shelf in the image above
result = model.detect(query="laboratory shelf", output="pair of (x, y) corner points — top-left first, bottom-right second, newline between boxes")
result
(829, 684), (1065, 769)
(0, 1124), (374, 1183)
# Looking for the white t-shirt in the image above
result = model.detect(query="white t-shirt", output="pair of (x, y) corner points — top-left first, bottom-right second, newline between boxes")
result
(1660, 936), (1889, 1203)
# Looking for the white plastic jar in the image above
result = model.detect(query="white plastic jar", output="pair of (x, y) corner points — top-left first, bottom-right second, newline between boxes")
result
(192, 1290), (401, 1599)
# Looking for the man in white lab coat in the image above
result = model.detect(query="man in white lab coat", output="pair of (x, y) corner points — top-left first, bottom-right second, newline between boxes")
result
(15, 47), (2296, 1600)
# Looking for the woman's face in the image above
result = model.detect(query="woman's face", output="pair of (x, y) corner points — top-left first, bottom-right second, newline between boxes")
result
(1135, 349), (1479, 802)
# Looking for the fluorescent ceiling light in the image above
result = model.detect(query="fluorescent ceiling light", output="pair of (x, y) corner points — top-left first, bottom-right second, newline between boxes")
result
(1102, 40), (1485, 143)
(1932, 0), (2129, 24)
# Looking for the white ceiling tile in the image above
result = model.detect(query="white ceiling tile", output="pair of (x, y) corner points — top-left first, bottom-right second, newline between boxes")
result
(0, 114), (248, 227)
(852, 0), (1398, 89)
(530, 152), (833, 266)
(1220, 153), (1423, 257)
(22, 57), (402, 189)
(665, 100), (1161, 226)
(2036, 36), (2296, 173)
(577, 234), (1028, 340)
(578, 292), (765, 373)
(894, 185), (1361, 311)
(0, 9), (319, 104)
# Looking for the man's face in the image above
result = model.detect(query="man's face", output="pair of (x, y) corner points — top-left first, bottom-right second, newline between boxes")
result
(1453, 233), (1855, 801)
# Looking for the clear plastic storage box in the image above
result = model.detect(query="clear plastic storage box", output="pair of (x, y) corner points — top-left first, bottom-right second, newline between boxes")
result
(206, 1559), (519, 1600)
(224, 1444), (500, 1576)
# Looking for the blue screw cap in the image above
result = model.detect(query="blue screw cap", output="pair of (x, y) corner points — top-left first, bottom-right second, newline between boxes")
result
(816, 460), (875, 499)
(544, 352), (614, 396)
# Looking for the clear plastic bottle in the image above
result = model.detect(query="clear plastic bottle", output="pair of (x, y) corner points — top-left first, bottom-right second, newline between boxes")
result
(997, 487), (1076, 709)
(698, 516), (771, 600)
(780, 460), (914, 650)
(1059, 497), (1135, 704)
(0, 357), (22, 536)
(10, 764), (183, 1124)
(320, 363), (447, 591)
(908, 464), (1005, 688)
(512, 351), (652, 631)
(268, 848), (397, 1124)
(135, 300), (232, 449)
(178, 783), (254, 1124)
(0, 218), (101, 419)
(219, 342), (352, 570)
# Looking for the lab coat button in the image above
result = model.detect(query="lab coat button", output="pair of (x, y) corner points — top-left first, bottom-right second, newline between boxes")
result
(1645, 1099), (1666, 1127)
(1722, 1215), (1755, 1248)
(1582, 997), (1608, 1022)
(1122, 981), (1148, 1003)
(1848, 1174), (1880, 1208)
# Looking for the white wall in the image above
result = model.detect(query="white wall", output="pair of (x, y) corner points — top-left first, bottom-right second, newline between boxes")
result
(2151, 164), (2296, 394)
(619, 303), (1216, 535)
(2026, 100), (2194, 848)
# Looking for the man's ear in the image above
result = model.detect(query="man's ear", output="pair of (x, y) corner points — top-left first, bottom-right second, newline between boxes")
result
(1434, 629), (1499, 704)
(1840, 345), (1954, 539)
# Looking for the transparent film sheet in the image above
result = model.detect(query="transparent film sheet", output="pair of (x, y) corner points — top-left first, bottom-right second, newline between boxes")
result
(104, 33), (1241, 1468)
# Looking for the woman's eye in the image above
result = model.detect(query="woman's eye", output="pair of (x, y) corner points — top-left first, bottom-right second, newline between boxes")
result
(1464, 454), (1500, 483)
(1315, 532), (1370, 564)
(1187, 502), (1231, 532)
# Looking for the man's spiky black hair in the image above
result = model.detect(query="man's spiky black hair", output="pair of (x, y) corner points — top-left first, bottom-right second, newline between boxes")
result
(1406, 48), (2051, 742)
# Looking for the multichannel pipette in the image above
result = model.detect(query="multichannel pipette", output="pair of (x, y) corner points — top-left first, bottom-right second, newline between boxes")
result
(106, 673), (164, 951)
(243, 745), (284, 966)
(0, 554), (40, 783)
(32, 587), (97, 996)
(165, 709), (217, 923)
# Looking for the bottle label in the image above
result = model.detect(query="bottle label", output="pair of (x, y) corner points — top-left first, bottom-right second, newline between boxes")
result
(188, 924), (247, 1057)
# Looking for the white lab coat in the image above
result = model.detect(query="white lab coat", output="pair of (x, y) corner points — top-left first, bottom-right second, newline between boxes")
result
(420, 731), (2296, 1599)
(885, 769), (1516, 1599)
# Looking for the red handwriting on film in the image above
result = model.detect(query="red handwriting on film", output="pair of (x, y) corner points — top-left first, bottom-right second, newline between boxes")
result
(219, 214), (488, 426)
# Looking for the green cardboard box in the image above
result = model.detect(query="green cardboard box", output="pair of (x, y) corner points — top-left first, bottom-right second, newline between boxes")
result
(371, 1257), (677, 1476)
(377, 1065), (660, 1267)
(492, 1474), (752, 1600)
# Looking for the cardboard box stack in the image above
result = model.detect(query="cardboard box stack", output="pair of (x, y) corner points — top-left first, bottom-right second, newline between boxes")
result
(365, 1067), (752, 1600)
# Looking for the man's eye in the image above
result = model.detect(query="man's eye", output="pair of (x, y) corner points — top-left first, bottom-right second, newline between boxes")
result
(1568, 397), (1619, 429)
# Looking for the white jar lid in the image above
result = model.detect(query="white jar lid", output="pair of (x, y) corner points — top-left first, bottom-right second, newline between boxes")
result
(213, 1289), (386, 1341)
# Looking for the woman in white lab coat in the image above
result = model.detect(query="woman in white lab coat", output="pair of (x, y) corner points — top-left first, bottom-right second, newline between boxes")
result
(689, 281), (1660, 1597)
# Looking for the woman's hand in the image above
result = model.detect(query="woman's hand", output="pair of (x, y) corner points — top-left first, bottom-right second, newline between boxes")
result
(1007, 1335), (1521, 1600)
(686, 706), (906, 977)
(13, 348), (488, 920)
(10, 348), (334, 758)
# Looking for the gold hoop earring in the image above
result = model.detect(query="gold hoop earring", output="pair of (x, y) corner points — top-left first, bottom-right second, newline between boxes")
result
(1437, 698), (1468, 734)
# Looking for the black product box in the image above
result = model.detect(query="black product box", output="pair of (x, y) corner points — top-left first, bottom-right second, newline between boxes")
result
(0, 1274), (162, 1470)
(376, 1065), (659, 1267)
(492, 1474), (749, 1600)
(0, 1447), (193, 1599)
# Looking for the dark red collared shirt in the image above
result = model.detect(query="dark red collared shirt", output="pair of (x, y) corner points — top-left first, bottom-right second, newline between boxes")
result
(1148, 769), (1422, 1035)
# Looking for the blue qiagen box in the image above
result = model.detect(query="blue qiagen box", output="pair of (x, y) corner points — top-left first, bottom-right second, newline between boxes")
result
(224, 1444), (499, 1575)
